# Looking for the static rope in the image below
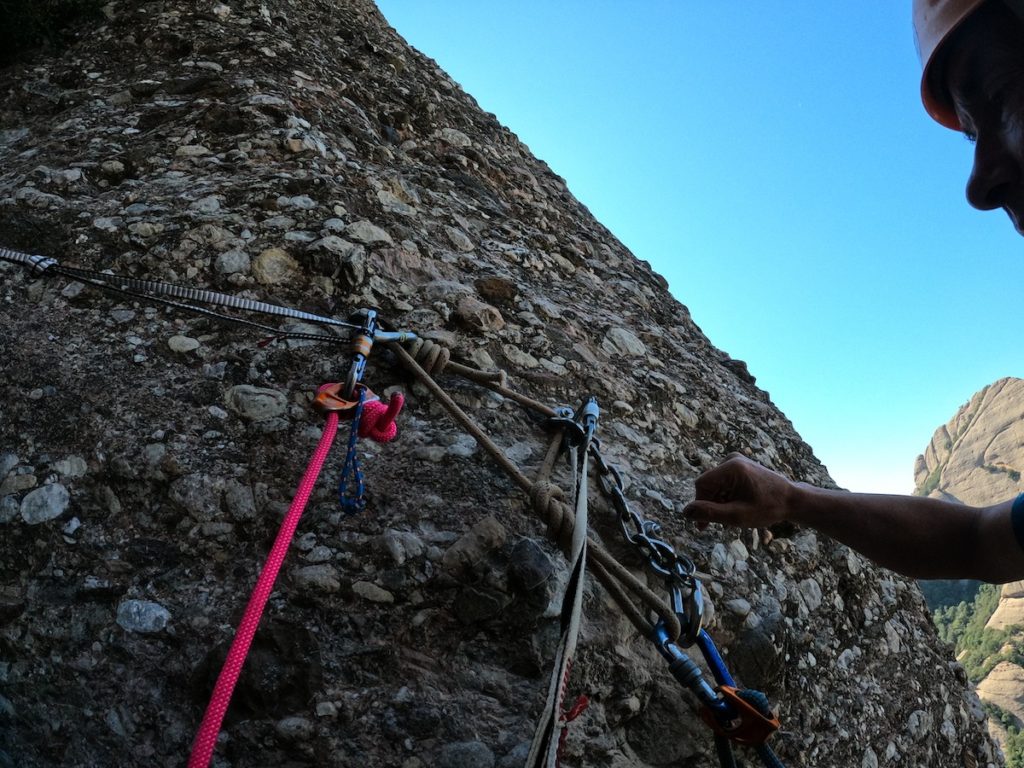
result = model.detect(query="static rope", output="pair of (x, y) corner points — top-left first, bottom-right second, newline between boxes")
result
(403, 337), (555, 418)
(527, 405), (596, 768)
(390, 342), (683, 642)
(187, 394), (341, 768)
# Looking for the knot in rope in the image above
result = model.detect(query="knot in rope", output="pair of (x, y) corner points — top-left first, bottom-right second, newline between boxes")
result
(531, 482), (576, 556)
(359, 392), (404, 443)
(405, 338), (450, 376)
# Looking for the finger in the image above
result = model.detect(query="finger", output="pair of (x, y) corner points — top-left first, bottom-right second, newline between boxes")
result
(684, 500), (746, 528)
(683, 499), (729, 522)
(693, 461), (734, 498)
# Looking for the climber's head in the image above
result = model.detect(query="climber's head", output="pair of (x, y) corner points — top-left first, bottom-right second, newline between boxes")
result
(913, 0), (1024, 232)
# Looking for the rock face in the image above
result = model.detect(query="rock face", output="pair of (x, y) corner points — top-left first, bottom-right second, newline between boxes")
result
(914, 378), (1024, 505)
(989, 581), (1024, 632)
(914, 378), (1024, 757)
(0, 2), (999, 767)
(978, 662), (1024, 724)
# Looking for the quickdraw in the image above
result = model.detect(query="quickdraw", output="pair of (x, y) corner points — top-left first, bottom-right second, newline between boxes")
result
(1, 246), (789, 768)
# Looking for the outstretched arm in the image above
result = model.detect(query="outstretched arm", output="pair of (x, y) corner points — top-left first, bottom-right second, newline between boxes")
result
(682, 454), (1024, 583)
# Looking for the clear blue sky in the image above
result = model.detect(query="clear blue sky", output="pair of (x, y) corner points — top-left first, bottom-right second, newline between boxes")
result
(376, 2), (1022, 494)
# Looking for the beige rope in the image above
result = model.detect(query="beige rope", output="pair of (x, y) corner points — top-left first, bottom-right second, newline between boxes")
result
(389, 341), (682, 643)
(402, 338), (557, 417)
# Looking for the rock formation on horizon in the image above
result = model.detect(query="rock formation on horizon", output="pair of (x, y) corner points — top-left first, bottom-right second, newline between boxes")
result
(0, 2), (1000, 766)
(915, 378), (1024, 507)
(915, 377), (1024, 759)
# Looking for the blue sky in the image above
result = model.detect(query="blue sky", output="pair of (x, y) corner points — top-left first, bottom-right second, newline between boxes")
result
(376, 2), (1022, 494)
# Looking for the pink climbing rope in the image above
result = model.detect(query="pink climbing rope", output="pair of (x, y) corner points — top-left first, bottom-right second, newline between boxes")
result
(359, 392), (404, 442)
(187, 402), (340, 768)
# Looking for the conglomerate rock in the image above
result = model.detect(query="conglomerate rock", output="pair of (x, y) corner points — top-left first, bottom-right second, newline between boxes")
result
(0, 2), (1000, 767)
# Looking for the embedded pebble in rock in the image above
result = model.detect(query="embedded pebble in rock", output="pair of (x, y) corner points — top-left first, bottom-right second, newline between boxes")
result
(175, 144), (210, 157)
(725, 598), (752, 618)
(275, 716), (314, 741)
(100, 159), (125, 178)
(382, 529), (426, 566)
(109, 308), (135, 323)
(225, 385), (288, 421)
(345, 220), (393, 245)
(799, 577), (823, 613)
(446, 226), (474, 252)
(352, 581), (395, 603)
(447, 434), (478, 458)
(413, 446), (446, 463)
(377, 189), (415, 216)
(52, 456), (88, 477)
(308, 235), (354, 255)
(503, 442), (536, 466)
(0, 473), (34, 496)
(19, 483), (70, 525)
(252, 247), (299, 284)
(442, 517), (507, 578)
(0, 453), (18, 479)
(168, 335), (200, 354)
(438, 128), (472, 148)
(438, 740), (495, 768)
(279, 195), (317, 210)
(602, 326), (647, 357)
(316, 701), (338, 718)
(501, 345), (539, 369)
(223, 480), (257, 521)
(303, 545), (333, 563)
(292, 565), (341, 593)
(454, 295), (504, 332)
(508, 538), (555, 595)
(214, 249), (250, 274)
(728, 539), (749, 562)
(169, 474), (224, 521)
(116, 600), (171, 634)
(908, 709), (934, 741)
(190, 196), (221, 214)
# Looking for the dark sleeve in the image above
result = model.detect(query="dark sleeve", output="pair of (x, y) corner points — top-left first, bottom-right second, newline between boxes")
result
(1012, 494), (1024, 552)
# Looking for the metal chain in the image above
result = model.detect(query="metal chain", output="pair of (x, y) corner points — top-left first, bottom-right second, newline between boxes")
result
(590, 437), (697, 586)
(589, 437), (705, 645)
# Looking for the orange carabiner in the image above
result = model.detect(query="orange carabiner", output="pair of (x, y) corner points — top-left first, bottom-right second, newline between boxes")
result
(699, 686), (780, 746)
(313, 383), (378, 416)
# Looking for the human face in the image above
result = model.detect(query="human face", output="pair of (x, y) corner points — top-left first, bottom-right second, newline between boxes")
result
(943, 8), (1024, 235)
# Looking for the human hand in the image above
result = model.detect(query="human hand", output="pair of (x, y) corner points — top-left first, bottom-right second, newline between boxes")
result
(683, 453), (799, 530)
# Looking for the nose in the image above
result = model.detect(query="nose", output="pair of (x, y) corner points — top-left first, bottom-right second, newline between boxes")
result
(965, 131), (1021, 210)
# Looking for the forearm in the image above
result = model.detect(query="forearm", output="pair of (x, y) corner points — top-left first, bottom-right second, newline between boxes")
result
(790, 486), (1022, 582)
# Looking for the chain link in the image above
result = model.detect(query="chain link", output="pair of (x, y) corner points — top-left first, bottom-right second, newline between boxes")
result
(590, 438), (698, 589)
(589, 437), (706, 645)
